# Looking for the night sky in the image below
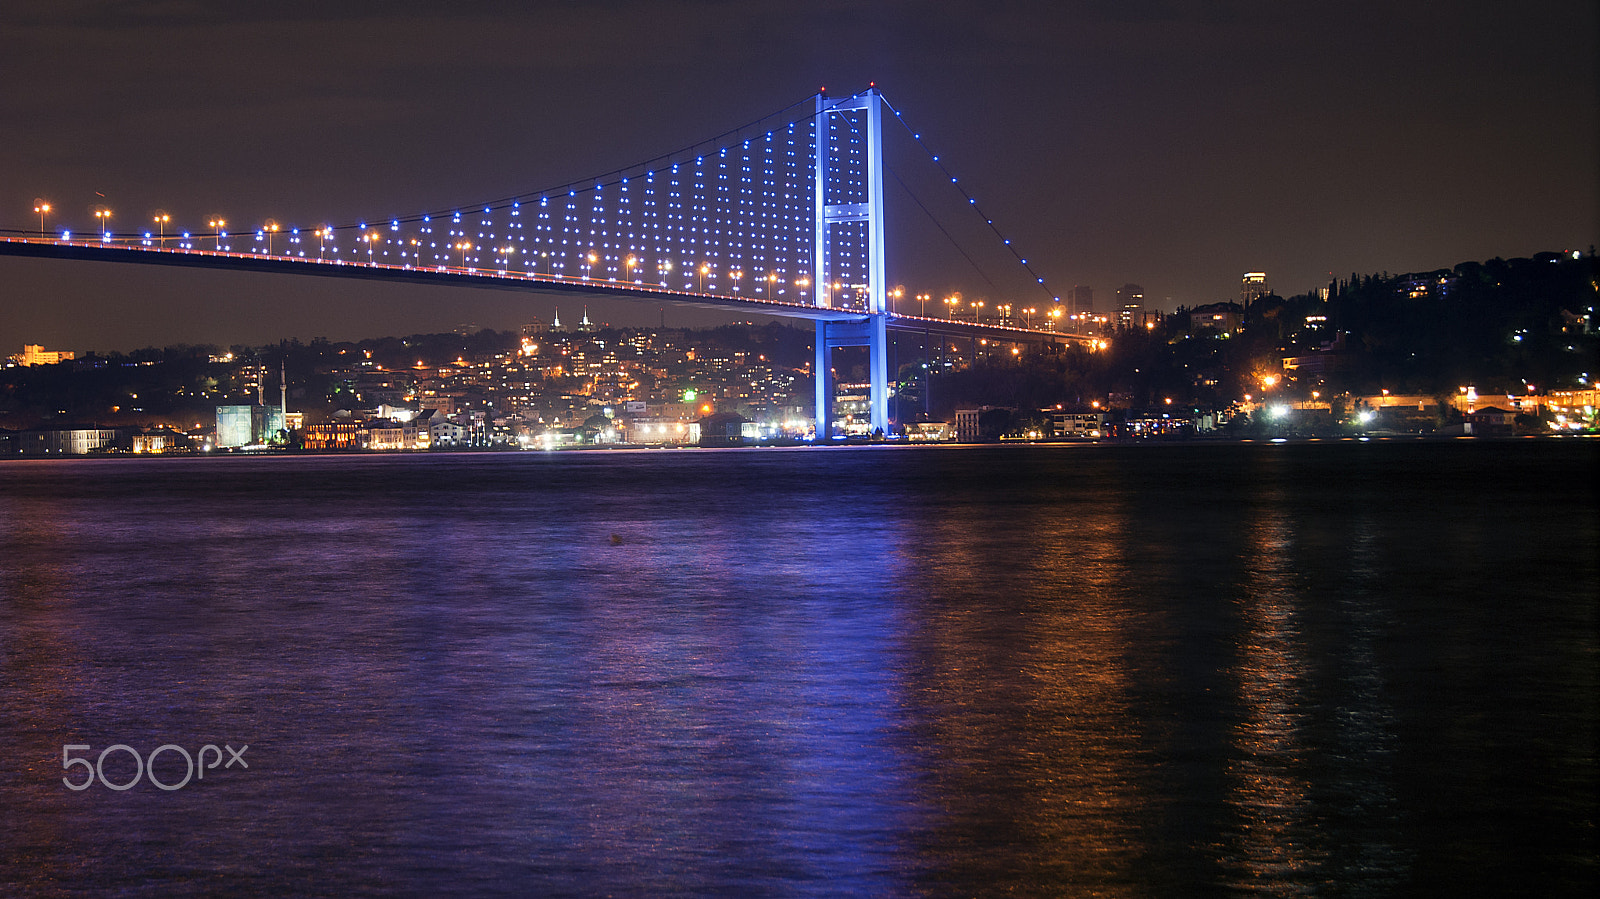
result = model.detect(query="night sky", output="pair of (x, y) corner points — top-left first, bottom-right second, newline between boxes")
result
(3, 0), (1595, 352)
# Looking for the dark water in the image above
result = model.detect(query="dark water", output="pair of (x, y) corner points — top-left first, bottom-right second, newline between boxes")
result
(0, 441), (1595, 897)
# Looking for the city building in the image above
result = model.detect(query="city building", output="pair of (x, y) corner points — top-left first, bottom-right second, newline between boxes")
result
(697, 411), (750, 447)
(1069, 285), (1093, 316)
(1050, 411), (1106, 438)
(905, 421), (950, 441)
(301, 421), (363, 450)
(216, 405), (286, 448)
(1116, 284), (1144, 328)
(3, 427), (128, 455)
(1241, 272), (1270, 307)
(1190, 302), (1244, 333)
(11, 344), (76, 366)
(953, 408), (985, 442)
(429, 417), (469, 446)
(131, 428), (190, 454)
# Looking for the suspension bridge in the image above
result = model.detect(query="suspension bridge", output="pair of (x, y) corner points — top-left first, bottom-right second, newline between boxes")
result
(2, 87), (1099, 437)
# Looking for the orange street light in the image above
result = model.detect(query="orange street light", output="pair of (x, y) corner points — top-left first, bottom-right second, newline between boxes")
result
(33, 199), (51, 237)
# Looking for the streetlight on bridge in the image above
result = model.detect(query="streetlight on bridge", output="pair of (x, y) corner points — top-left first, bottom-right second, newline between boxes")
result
(93, 207), (113, 241)
(152, 211), (170, 247)
(262, 219), (280, 255)
(33, 199), (51, 238)
(208, 218), (226, 250)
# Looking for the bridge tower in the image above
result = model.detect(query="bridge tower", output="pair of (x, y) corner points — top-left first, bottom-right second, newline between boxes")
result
(812, 88), (889, 438)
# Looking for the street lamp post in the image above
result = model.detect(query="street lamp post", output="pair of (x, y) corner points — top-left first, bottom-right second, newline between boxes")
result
(730, 269), (743, 293)
(33, 200), (51, 238)
(699, 263), (710, 292)
(263, 220), (280, 255)
(208, 218), (226, 251)
(153, 211), (170, 247)
(625, 255), (637, 283)
(94, 207), (112, 241)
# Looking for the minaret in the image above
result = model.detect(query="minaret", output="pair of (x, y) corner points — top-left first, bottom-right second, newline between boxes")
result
(552, 306), (563, 330)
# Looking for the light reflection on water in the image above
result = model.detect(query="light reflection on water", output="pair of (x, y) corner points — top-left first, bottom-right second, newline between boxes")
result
(0, 442), (1594, 896)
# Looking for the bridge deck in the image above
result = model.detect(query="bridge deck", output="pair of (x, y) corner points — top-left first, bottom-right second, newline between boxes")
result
(0, 236), (1096, 344)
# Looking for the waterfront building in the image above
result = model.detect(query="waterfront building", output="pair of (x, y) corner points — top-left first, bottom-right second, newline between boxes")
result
(696, 411), (750, 447)
(953, 408), (986, 443)
(216, 405), (286, 448)
(301, 421), (362, 450)
(1050, 411), (1106, 438)
(131, 428), (190, 454)
(429, 417), (468, 446)
(3, 427), (128, 455)
(905, 421), (950, 442)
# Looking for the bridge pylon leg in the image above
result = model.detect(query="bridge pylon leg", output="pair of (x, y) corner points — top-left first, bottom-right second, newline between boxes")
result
(815, 314), (889, 439)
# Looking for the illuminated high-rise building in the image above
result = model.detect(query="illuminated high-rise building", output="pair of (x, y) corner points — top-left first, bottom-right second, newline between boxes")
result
(1116, 283), (1144, 328)
(1069, 285), (1093, 315)
(1241, 272), (1270, 307)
